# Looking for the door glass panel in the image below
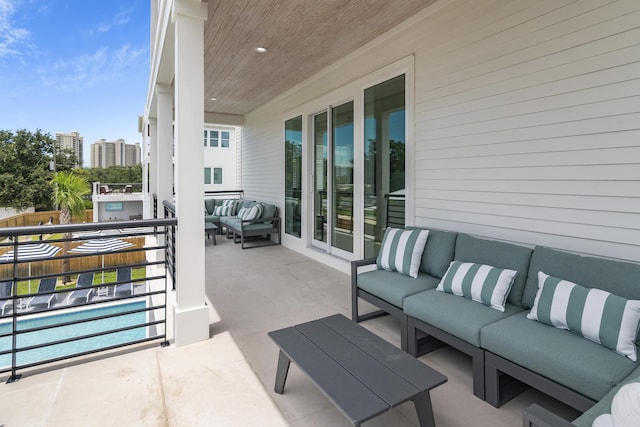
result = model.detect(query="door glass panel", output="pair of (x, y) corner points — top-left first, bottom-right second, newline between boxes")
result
(313, 112), (328, 243)
(364, 75), (405, 258)
(285, 116), (303, 238)
(332, 101), (354, 253)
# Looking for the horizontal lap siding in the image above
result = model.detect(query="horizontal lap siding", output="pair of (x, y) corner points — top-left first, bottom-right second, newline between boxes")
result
(242, 115), (282, 205)
(414, 0), (640, 262)
(241, 0), (640, 263)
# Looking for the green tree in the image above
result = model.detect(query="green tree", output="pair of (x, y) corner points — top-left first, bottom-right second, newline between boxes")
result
(0, 129), (55, 211)
(54, 148), (79, 172)
(52, 171), (90, 283)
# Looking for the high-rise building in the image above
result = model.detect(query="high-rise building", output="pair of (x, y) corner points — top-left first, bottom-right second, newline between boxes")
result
(91, 139), (141, 168)
(55, 131), (84, 167)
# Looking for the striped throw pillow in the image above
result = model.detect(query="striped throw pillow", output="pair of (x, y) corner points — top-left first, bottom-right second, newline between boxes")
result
(237, 203), (264, 221)
(527, 272), (640, 361)
(376, 228), (429, 278)
(213, 205), (234, 216)
(222, 199), (238, 215)
(437, 261), (517, 312)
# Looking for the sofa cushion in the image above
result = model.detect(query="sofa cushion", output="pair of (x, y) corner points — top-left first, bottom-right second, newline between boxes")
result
(221, 199), (239, 215)
(437, 261), (517, 312)
(409, 227), (457, 278)
(528, 271), (640, 361)
(404, 289), (523, 346)
(238, 199), (256, 210)
(573, 370), (640, 427)
(454, 234), (532, 307)
(357, 269), (439, 309)
(522, 246), (640, 310)
(204, 198), (216, 215)
(481, 312), (637, 401)
(213, 205), (235, 216)
(238, 203), (263, 221)
(376, 228), (429, 278)
(261, 203), (277, 220)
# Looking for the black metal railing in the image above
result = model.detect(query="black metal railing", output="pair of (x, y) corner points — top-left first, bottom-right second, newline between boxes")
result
(162, 201), (176, 290)
(204, 189), (244, 199)
(385, 193), (406, 229)
(0, 218), (176, 383)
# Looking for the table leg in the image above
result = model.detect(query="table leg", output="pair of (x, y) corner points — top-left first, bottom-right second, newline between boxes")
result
(274, 350), (291, 394)
(413, 392), (436, 427)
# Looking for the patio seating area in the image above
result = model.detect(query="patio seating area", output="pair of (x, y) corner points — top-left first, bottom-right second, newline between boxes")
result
(0, 236), (582, 426)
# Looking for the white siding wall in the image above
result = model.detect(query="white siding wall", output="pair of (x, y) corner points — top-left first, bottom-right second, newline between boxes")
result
(242, 0), (640, 266)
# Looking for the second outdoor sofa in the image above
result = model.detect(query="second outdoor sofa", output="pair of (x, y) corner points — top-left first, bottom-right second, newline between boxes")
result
(204, 198), (281, 249)
(351, 227), (640, 419)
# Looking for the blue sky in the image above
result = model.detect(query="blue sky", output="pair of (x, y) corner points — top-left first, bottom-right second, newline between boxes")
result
(0, 0), (149, 166)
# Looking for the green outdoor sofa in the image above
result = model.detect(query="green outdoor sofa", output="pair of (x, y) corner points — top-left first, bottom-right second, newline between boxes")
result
(204, 198), (281, 249)
(352, 227), (640, 422)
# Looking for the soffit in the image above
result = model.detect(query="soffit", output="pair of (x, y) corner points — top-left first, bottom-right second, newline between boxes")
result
(204, 0), (436, 116)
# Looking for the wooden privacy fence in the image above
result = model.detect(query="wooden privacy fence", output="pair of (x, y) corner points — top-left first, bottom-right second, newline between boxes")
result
(0, 236), (145, 280)
(0, 210), (93, 228)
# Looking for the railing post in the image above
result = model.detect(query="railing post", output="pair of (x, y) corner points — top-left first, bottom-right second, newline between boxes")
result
(8, 238), (21, 383)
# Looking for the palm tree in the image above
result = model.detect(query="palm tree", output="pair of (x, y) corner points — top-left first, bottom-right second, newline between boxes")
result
(51, 171), (89, 283)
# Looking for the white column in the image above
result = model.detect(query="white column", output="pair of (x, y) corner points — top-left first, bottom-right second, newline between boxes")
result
(172, 0), (208, 346)
(147, 118), (158, 218)
(156, 84), (173, 216)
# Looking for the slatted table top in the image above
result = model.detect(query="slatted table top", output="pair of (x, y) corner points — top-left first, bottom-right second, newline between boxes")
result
(268, 314), (447, 425)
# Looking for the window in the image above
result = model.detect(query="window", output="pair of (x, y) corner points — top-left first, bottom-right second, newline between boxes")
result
(205, 167), (222, 184)
(209, 131), (219, 147)
(205, 129), (231, 148)
(213, 167), (222, 184)
(221, 131), (230, 148)
(285, 116), (302, 238)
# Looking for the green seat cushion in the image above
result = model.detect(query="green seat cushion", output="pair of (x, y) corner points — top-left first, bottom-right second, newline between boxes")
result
(573, 371), (640, 427)
(522, 246), (640, 309)
(204, 214), (220, 224)
(404, 289), (523, 346)
(481, 312), (637, 401)
(357, 270), (439, 309)
(220, 216), (239, 227)
(454, 234), (532, 307)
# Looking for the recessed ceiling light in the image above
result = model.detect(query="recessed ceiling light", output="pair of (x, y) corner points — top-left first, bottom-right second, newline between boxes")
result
(210, 97), (217, 101)
(255, 47), (267, 53)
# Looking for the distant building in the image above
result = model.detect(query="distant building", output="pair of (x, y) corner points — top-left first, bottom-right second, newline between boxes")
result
(55, 131), (84, 167)
(91, 139), (141, 168)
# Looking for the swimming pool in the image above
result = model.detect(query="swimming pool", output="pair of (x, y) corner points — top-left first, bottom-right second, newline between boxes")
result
(0, 301), (147, 368)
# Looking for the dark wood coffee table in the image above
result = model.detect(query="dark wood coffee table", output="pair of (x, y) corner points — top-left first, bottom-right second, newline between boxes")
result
(268, 314), (447, 426)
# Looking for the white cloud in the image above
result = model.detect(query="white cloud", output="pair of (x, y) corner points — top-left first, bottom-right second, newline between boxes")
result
(0, 0), (31, 60)
(96, 6), (134, 34)
(36, 43), (146, 91)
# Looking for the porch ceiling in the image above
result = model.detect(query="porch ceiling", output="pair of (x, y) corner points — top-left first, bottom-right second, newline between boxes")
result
(204, 0), (437, 116)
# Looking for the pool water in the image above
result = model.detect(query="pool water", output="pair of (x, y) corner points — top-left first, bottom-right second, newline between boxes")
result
(0, 301), (146, 368)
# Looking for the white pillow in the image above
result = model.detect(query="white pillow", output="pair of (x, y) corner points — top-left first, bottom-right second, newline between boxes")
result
(376, 228), (429, 278)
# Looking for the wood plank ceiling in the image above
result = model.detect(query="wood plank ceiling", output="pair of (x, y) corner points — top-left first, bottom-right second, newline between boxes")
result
(204, 0), (436, 116)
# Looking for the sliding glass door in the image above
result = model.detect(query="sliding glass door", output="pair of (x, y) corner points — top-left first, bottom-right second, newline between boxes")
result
(312, 101), (354, 255)
(364, 75), (406, 258)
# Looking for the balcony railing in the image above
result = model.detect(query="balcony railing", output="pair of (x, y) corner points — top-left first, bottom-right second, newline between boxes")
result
(93, 182), (143, 195)
(0, 218), (176, 383)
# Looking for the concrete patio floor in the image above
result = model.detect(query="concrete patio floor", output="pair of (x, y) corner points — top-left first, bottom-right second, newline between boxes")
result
(0, 235), (580, 426)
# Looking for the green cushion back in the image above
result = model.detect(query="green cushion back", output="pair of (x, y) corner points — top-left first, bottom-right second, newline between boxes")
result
(522, 246), (640, 309)
(204, 199), (216, 214)
(421, 229), (457, 278)
(239, 200), (255, 210)
(262, 203), (277, 219)
(454, 234), (532, 307)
